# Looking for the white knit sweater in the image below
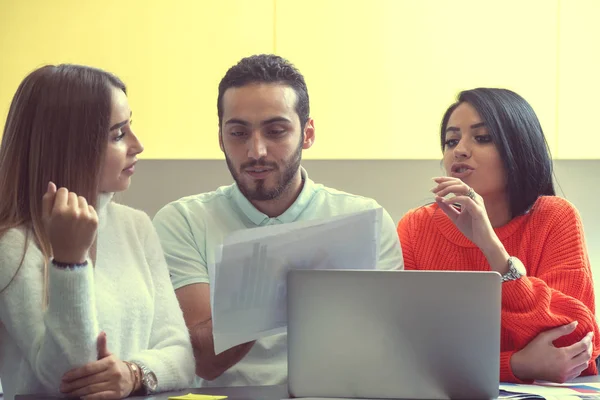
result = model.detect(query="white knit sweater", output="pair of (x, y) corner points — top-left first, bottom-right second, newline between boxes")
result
(0, 194), (194, 400)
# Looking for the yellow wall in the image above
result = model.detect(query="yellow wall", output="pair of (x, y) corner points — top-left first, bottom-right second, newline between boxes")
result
(0, 0), (274, 159)
(1, 0), (598, 159)
(557, 0), (600, 159)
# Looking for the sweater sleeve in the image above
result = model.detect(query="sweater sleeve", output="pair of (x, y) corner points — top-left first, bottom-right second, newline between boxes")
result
(396, 209), (417, 270)
(0, 228), (98, 393)
(127, 214), (195, 392)
(500, 351), (523, 383)
(500, 200), (600, 380)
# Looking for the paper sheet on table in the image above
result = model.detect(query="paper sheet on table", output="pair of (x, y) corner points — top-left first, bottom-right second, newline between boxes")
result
(208, 208), (383, 354)
(499, 381), (600, 399)
(169, 394), (227, 400)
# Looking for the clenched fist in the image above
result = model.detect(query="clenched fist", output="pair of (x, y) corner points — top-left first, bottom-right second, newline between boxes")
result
(42, 182), (98, 264)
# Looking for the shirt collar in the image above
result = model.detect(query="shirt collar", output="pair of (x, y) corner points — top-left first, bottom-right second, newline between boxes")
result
(232, 167), (316, 226)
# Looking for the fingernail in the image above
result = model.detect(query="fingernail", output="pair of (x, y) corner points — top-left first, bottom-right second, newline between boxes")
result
(573, 321), (579, 327)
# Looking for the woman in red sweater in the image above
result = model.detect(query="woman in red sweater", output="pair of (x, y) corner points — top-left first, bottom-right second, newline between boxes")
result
(397, 88), (599, 383)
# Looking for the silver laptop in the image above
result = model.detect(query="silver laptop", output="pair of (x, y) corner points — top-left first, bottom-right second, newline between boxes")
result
(287, 270), (501, 399)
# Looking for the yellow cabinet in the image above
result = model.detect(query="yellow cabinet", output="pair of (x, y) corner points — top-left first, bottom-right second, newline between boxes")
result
(557, 0), (600, 159)
(276, 0), (558, 159)
(0, 0), (274, 159)
(5, 1), (600, 160)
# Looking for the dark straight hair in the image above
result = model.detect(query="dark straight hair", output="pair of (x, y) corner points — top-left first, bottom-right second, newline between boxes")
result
(440, 88), (555, 218)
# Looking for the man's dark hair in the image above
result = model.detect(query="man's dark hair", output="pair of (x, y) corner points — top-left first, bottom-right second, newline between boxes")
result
(217, 54), (310, 130)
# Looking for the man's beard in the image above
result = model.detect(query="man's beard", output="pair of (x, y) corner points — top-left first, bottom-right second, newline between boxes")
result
(225, 137), (303, 201)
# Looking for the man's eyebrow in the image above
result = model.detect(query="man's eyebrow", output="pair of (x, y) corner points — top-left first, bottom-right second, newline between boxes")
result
(261, 117), (292, 125)
(224, 118), (250, 126)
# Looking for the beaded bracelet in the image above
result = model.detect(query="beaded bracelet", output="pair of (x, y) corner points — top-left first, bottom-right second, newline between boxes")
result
(50, 259), (88, 269)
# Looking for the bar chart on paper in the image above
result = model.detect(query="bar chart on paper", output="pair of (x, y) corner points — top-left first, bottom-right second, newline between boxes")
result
(209, 208), (383, 354)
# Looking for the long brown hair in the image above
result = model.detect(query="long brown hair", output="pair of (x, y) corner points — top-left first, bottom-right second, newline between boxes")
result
(0, 64), (126, 294)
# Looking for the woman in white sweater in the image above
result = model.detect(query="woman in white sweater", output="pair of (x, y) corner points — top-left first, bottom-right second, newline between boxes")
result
(0, 64), (195, 399)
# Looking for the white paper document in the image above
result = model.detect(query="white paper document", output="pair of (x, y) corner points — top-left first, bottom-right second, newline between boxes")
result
(209, 208), (383, 354)
(499, 381), (600, 399)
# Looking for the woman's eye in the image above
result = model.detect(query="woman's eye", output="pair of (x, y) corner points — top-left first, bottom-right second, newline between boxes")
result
(444, 139), (458, 148)
(476, 135), (493, 143)
(114, 129), (126, 141)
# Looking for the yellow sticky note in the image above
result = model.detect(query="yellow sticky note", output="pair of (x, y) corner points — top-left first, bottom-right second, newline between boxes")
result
(168, 394), (227, 400)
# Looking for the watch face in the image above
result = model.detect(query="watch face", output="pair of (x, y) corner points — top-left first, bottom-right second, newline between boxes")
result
(506, 257), (526, 280)
(510, 257), (526, 276)
(147, 371), (158, 390)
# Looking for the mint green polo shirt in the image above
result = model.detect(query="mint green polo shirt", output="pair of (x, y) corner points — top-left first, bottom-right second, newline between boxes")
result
(153, 168), (403, 387)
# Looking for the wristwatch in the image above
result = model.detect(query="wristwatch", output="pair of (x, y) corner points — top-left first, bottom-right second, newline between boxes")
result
(137, 362), (158, 395)
(502, 256), (526, 282)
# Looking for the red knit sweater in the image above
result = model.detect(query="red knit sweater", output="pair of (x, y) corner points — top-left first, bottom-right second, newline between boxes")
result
(397, 196), (599, 382)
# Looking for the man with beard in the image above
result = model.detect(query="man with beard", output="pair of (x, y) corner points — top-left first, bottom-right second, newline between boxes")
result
(153, 54), (403, 387)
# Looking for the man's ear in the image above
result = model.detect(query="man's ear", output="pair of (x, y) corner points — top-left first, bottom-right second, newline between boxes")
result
(302, 118), (315, 150)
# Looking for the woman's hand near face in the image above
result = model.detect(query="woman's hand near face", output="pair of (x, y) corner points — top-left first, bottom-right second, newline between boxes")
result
(431, 176), (510, 274)
(42, 181), (98, 264)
